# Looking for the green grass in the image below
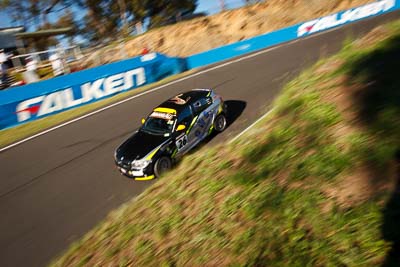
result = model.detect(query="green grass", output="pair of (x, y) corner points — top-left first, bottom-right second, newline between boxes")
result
(50, 20), (400, 266)
(0, 70), (194, 148)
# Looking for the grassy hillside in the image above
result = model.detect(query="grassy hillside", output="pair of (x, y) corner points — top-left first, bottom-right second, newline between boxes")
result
(52, 20), (400, 266)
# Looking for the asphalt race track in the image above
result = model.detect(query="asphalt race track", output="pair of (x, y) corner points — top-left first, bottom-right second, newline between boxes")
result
(0, 11), (399, 267)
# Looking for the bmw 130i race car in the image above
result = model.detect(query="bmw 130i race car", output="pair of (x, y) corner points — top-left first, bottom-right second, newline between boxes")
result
(114, 89), (227, 180)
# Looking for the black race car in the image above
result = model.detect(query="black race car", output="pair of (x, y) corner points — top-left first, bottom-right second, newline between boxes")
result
(114, 89), (227, 180)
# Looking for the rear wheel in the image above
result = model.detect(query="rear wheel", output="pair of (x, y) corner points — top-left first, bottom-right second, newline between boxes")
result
(214, 114), (227, 132)
(154, 156), (172, 177)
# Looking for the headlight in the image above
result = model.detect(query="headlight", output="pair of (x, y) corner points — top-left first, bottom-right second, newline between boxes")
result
(131, 159), (151, 169)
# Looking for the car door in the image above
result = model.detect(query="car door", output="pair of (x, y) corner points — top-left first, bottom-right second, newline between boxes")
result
(186, 96), (214, 147)
(173, 106), (194, 157)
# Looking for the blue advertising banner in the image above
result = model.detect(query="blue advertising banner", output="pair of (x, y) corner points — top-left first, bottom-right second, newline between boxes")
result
(0, 0), (398, 130)
(187, 0), (399, 69)
(0, 53), (186, 129)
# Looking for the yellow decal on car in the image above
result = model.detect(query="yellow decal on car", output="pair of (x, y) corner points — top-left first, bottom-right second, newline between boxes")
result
(218, 105), (223, 114)
(186, 115), (198, 134)
(154, 107), (177, 115)
(135, 175), (155, 181)
(145, 147), (160, 160)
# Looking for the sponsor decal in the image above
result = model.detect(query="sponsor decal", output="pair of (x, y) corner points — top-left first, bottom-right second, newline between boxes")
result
(140, 53), (157, 62)
(297, 0), (395, 37)
(234, 44), (251, 51)
(16, 68), (145, 122)
(203, 110), (211, 118)
(150, 111), (174, 120)
(198, 117), (206, 128)
(175, 134), (188, 151)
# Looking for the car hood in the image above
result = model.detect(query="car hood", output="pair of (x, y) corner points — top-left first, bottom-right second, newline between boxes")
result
(116, 130), (170, 162)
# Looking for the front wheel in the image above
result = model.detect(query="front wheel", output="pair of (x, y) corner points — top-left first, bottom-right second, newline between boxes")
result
(214, 114), (227, 132)
(154, 156), (172, 177)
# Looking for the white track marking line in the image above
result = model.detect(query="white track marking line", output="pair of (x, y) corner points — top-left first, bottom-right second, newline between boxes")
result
(0, 21), (369, 153)
(229, 108), (275, 144)
(0, 45), (288, 153)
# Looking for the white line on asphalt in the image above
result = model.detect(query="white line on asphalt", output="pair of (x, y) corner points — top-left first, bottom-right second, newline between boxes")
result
(229, 108), (275, 144)
(0, 45), (289, 153)
(0, 23), (358, 153)
(227, 20), (366, 144)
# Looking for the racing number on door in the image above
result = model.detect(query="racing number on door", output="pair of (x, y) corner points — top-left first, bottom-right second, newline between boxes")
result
(176, 135), (188, 151)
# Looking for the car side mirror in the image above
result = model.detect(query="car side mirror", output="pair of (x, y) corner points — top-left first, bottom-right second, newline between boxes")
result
(141, 118), (145, 124)
(176, 124), (186, 131)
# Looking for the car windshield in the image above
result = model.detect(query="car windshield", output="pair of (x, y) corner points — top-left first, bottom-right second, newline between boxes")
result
(141, 116), (176, 135)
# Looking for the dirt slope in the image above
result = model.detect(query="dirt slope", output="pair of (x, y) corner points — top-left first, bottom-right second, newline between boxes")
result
(83, 0), (375, 67)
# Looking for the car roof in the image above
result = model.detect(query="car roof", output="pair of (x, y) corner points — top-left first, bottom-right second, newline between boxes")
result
(155, 89), (212, 114)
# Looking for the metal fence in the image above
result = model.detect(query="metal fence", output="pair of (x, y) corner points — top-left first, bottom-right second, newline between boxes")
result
(7, 0), (261, 76)
(10, 45), (84, 72)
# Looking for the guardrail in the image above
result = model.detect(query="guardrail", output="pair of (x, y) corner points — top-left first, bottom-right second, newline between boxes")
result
(0, 0), (398, 130)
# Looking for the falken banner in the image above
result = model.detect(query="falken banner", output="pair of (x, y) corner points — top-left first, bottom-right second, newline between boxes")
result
(0, 53), (186, 129)
(0, 0), (398, 130)
(187, 0), (399, 69)
(297, 0), (397, 37)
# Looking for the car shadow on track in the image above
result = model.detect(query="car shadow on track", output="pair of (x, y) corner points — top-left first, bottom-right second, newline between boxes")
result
(225, 100), (247, 128)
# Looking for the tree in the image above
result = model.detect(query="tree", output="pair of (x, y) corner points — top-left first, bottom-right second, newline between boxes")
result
(145, 0), (198, 28)
(126, 0), (147, 34)
(54, 9), (78, 45)
(125, 0), (198, 31)
(0, 0), (31, 28)
(0, 0), (73, 50)
(80, 0), (120, 43)
(0, 0), (199, 46)
(0, 0), (74, 28)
